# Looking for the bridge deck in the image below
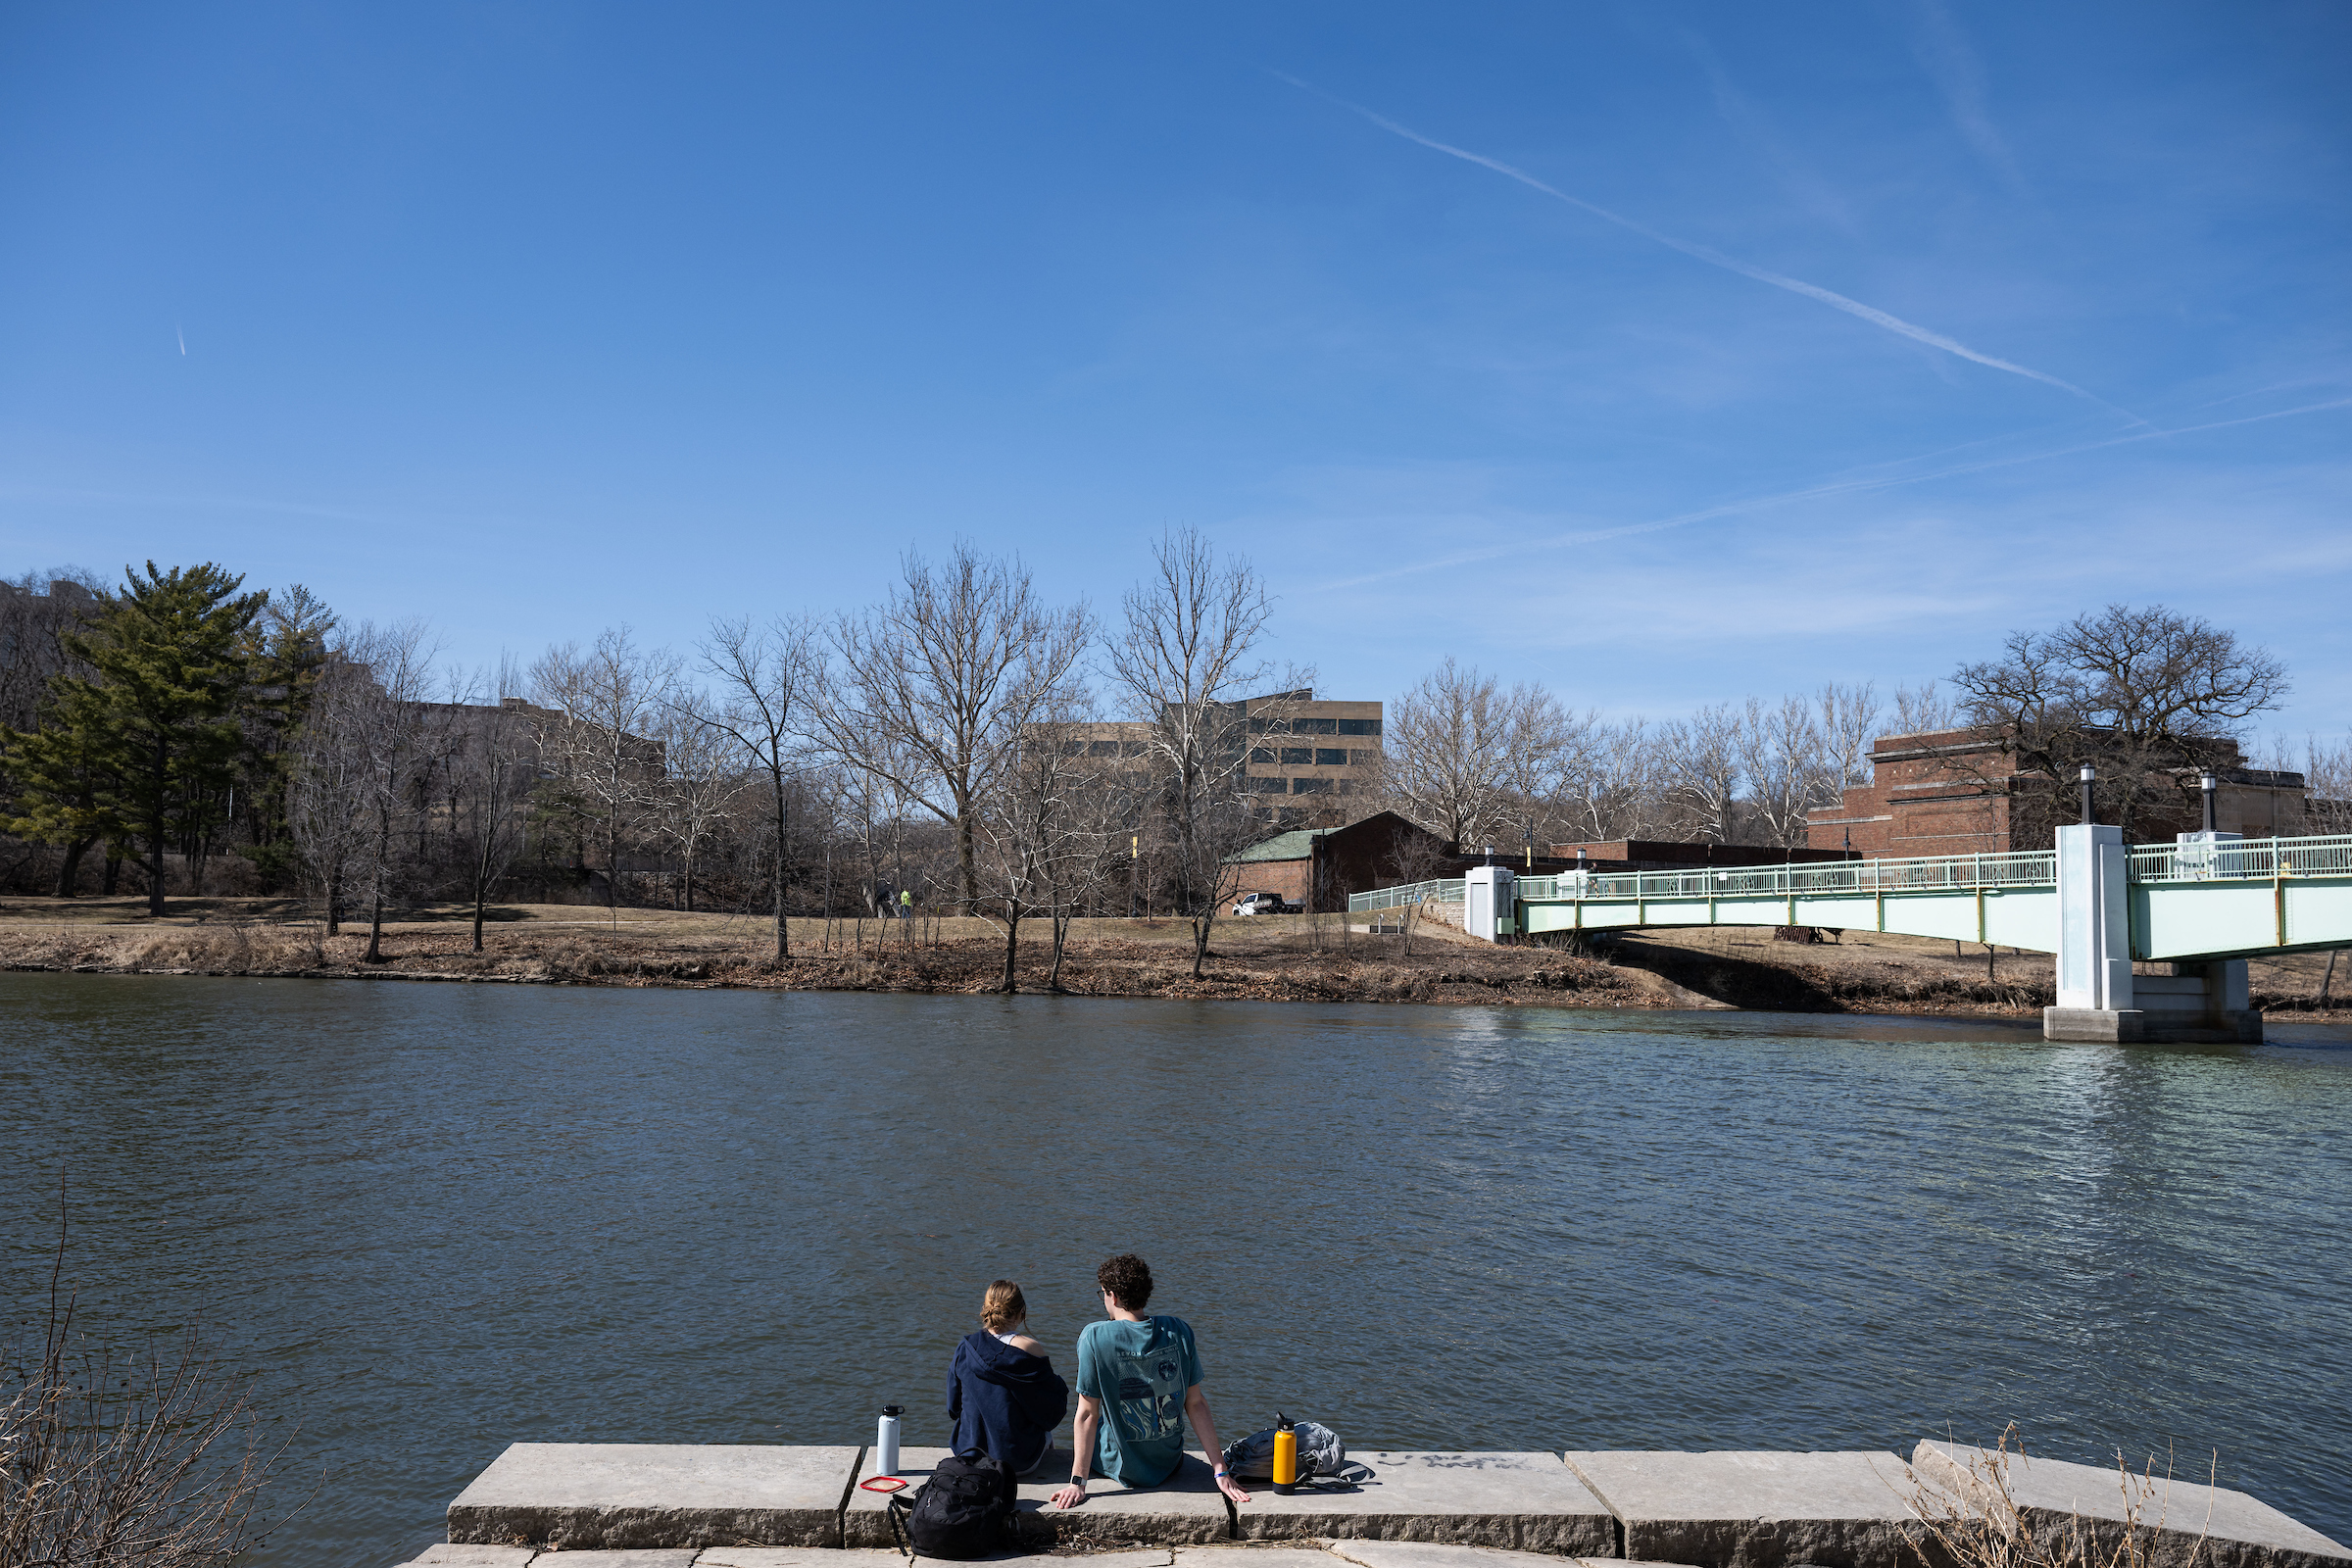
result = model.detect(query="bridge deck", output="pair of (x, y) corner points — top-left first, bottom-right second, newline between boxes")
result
(1353, 835), (2352, 962)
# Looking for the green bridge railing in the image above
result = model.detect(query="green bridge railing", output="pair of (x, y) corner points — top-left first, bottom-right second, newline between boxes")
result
(1346, 834), (2352, 916)
(2128, 832), (2352, 883)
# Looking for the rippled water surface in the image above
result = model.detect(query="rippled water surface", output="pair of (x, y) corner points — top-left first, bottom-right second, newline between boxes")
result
(5, 974), (2349, 1562)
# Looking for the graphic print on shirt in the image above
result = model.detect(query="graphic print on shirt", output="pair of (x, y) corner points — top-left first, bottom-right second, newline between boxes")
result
(1106, 1338), (1186, 1442)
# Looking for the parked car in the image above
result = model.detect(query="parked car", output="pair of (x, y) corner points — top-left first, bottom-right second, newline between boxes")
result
(1231, 891), (1298, 916)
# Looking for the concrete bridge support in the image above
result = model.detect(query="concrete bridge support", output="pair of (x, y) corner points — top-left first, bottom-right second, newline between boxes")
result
(2044, 824), (2262, 1043)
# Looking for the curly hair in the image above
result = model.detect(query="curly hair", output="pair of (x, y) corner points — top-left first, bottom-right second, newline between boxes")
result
(1097, 1253), (1153, 1312)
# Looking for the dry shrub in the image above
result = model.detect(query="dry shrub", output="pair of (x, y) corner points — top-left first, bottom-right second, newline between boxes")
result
(1909, 1427), (2216, 1568)
(2, 1209), (305, 1566)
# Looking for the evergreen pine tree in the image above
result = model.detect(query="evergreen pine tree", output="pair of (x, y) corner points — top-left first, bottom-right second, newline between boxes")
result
(41, 563), (269, 915)
(1, 683), (126, 896)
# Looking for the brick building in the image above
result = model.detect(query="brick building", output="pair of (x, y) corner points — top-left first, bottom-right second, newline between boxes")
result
(1805, 726), (2310, 858)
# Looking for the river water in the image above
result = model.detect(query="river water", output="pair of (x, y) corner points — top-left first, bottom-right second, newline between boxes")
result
(4, 974), (2348, 1562)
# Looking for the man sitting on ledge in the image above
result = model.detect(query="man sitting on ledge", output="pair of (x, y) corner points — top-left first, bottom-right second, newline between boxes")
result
(1051, 1253), (1250, 1509)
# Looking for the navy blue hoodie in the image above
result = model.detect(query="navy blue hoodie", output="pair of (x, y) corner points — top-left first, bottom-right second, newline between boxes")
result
(947, 1332), (1069, 1473)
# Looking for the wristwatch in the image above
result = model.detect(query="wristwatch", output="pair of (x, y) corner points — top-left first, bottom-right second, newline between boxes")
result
(1069, 1474), (1087, 1488)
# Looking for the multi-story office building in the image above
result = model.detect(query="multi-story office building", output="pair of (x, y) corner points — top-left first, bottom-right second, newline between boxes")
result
(1235, 689), (1383, 823)
(1042, 688), (1384, 825)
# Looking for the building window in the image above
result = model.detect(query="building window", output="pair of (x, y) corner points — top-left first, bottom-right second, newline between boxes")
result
(1294, 716), (1338, 735)
(1088, 740), (1120, 757)
(1121, 740), (1148, 758)
(1279, 746), (1313, 764)
(1314, 748), (1345, 766)
(1348, 749), (1378, 766)
(1250, 747), (1275, 763)
(1245, 776), (1289, 794)
(1292, 777), (1332, 795)
(1337, 718), (1382, 737)
(1059, 741), (1086, 756)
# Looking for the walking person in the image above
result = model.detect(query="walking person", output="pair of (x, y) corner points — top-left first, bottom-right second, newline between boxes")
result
(1051, 1254), (1250, 1508)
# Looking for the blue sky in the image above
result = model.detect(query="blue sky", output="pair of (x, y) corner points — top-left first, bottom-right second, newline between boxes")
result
(4, 3), (2347, 741)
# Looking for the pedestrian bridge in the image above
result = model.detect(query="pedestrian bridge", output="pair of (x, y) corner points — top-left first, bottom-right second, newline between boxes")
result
(1349, 829), (2352, 1042)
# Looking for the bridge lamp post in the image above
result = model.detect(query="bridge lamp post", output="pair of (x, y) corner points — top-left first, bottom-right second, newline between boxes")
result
(2080, 764), (2097, 825)
(2201, 772), (2218, 833)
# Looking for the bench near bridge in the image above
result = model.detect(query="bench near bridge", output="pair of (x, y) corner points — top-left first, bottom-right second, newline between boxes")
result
(1353, 829), (2352, 1044)
(390, 1440), (2346, 1568)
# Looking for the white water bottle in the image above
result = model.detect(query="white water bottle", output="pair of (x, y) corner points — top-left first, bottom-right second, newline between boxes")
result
(877, 1405), (903, 1476)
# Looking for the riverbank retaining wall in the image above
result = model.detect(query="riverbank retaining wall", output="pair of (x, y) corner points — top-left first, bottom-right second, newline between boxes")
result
(416, 1441), (2348, 1568)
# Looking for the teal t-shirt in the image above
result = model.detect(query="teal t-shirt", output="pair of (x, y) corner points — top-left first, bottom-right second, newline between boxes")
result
(1075, 1315), (1203, 1487)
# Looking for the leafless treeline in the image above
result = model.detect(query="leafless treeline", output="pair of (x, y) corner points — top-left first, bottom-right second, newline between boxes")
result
(1378, 660), (1959, 854)
(264, 532), (1300, 977)
(11, 554), (2342, 938)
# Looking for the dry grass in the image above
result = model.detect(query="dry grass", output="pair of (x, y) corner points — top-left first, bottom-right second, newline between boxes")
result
(4, 896), (2339, 1020)
(1908, 1427), (2217, 1568)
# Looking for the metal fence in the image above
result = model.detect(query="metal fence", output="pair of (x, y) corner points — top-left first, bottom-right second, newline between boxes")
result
(2127, 833), (2352, 884)
(1515, 850), (2058, 904)
(1348, 877), (1466, 912)
(1345, 834), (2352, 917)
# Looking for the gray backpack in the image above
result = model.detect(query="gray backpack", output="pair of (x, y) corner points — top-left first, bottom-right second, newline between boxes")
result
(1220, 1419), (1355, 1483)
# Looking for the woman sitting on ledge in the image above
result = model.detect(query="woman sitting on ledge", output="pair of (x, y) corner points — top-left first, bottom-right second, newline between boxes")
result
(948, 1280), (1069, 1480)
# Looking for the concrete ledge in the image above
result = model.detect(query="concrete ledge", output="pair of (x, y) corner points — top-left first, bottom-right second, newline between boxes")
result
(1017, 1451), (1232, 1547)
(1562, 1450), (1920, 1568)
(1913, 1442), (2348, 1568)
(846, 1445), (1229, 1548)
(2044, 1008), (2148, 1043)
(698, 1551), (913, 1567)
(1322, 1541), (1650, 1568)
(1235, 1451), (1614, 1552)
(446, 1444), (862, 1550)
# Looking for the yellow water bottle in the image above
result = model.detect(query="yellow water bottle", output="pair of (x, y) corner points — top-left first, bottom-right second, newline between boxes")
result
(1272, 1412), (1298, 1495)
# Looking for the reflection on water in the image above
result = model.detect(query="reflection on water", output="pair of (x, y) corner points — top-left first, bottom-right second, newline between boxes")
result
(2, 974), (2347, 1563)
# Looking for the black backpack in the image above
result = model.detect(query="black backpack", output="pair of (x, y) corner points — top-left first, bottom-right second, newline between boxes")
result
(888, 1449), (1016, 1560)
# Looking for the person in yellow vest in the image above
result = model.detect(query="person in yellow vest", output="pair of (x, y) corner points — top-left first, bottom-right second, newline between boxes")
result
(899, 888), (913, 920)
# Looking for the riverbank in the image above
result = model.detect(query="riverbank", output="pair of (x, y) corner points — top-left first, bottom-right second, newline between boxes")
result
(3, 896), (2343, 1020)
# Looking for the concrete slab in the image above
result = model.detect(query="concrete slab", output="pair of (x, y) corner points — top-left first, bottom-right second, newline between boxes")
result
(845, 1444), (1229, 1548)
(695, 1551), (910, 1568)
(1021, 1450), (1234, 1547)
(1234, 1451), (1614, 1553)
(445, 1443), (862, 1550)
(495, 1555), (692, 1568)
(406, 1548), (540, 1566)
(1324, 1540), (1608, 1568)
(1562, 1450), (1919, 1568)
(1912, 1442), (2349, 1568)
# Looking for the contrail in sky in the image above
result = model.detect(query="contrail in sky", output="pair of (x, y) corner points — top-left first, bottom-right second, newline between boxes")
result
(1275, 72), (2133, 418)
(177, 325), (186, 356)
(1320, 396), (2352, 591)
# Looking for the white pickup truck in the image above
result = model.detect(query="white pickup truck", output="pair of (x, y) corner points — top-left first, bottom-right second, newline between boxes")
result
(1231, 891), (1299, 915)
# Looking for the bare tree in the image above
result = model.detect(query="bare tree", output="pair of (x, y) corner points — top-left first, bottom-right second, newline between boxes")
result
(1101, 527), (1294, 979)
(1950, 604), (2290, 840)
(287, 650), (392, 938)
(450, 661), (532, 953)
(822, 545), (1090, 913)
(650, 703), (744, 914)
(343, 622), (442, 963)
(975, 712), (1110, 993)
(1734, 694), (1825, 849)
(690, 615), (823, 960)
(1384, 659), (1523, 851)
(533, 628), (672, 926)
(1816, 680), (1882, 794)
(1665, 702), (1743, 843)
(1559, 717), (1672, 843)
(1892, 680), (1961, 737)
